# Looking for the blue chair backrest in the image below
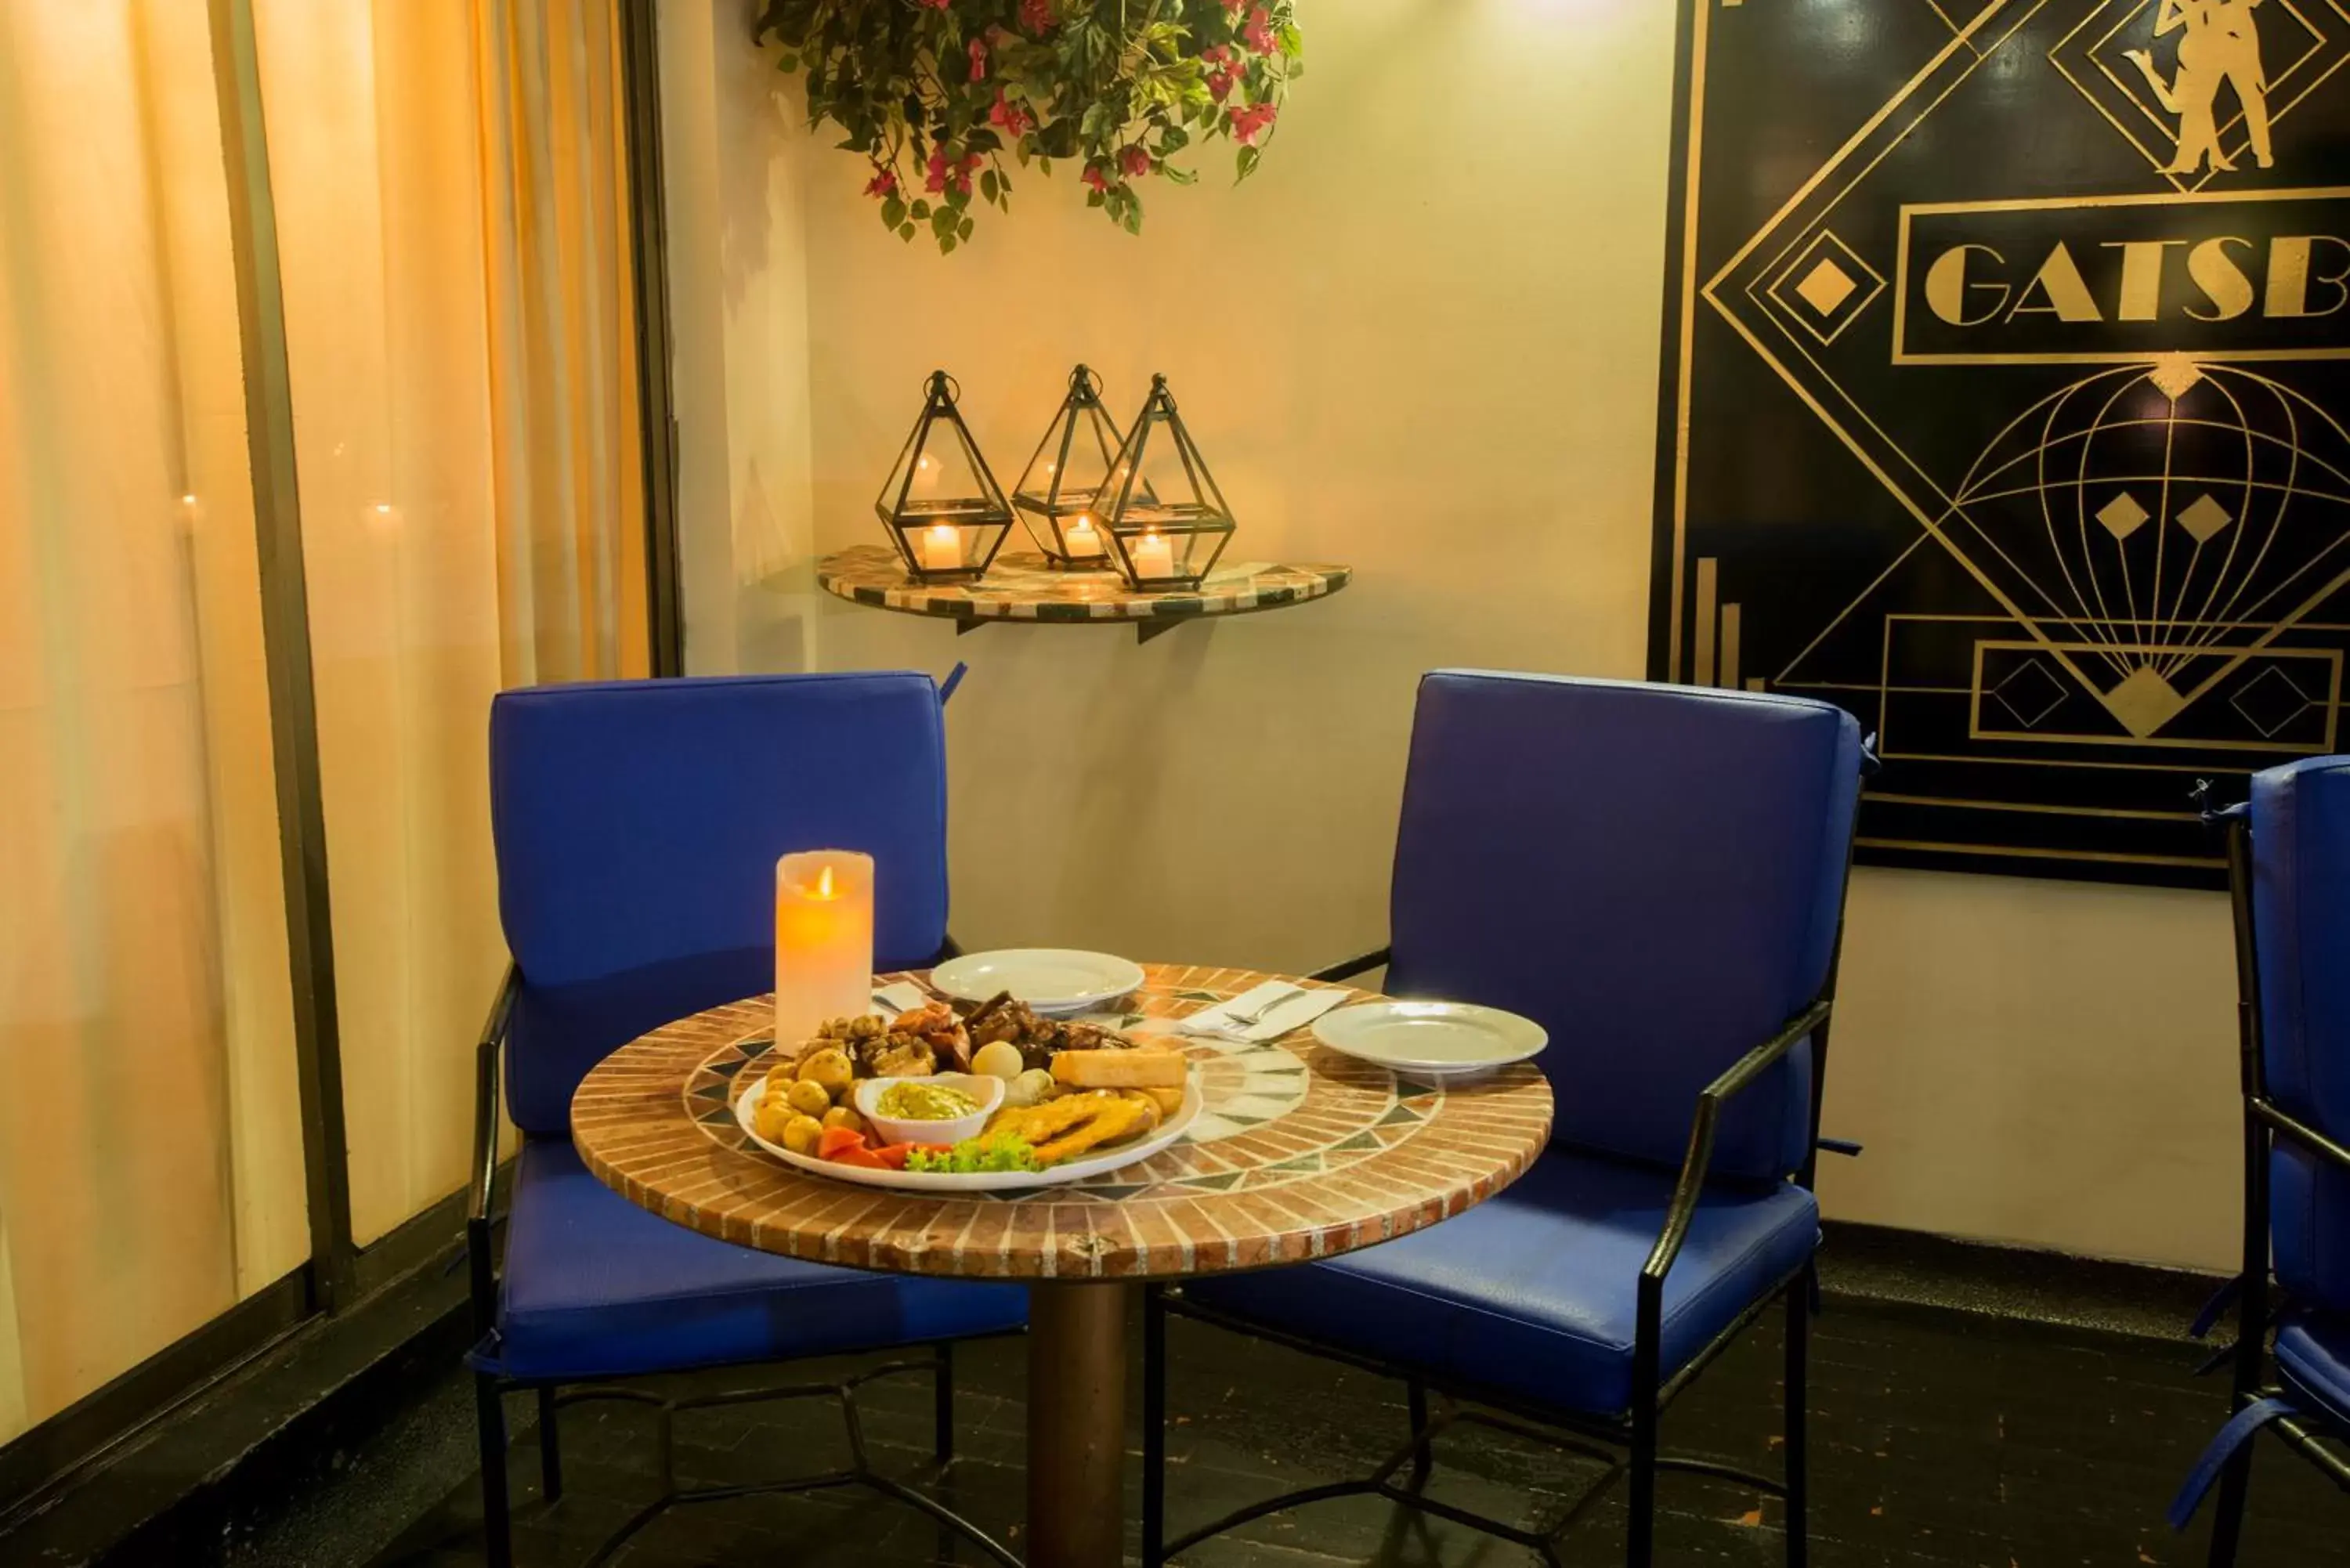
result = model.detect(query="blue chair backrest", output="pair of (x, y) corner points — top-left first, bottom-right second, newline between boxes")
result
(1384, 672), (1862, 1182)
(2248, 756), (2350, 1311)
(489, 672), (951, 1136)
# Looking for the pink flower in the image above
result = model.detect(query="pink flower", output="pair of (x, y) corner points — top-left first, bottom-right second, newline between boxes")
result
(1202, 43), (1242, 100)
(865, 168), (898, 198)
(1230, 102), (1278, 145)
(988, 90), (1036, 139)
(1119, 144), (1152, 178)
(926, 145), (983, 196)
(1244, 4), (1277, 54)
(1020, 0), (1054, 31)
(1083, 163), (1112, 195)
(968, 36), (989, 81)
(920, 0), (950, 9)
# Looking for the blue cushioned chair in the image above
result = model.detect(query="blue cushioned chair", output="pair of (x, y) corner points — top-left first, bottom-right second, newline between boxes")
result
(2170, 759), (2350, 1561)
(468, 672), (1026, 1568)
(1150, 672), (1867, 1568)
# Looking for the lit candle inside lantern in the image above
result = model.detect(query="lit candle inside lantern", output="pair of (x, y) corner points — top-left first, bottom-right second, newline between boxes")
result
(1130, 529), (1175, 582)
(920, 523), (964, 573)
(775, 850), (875, 1055)
(1063, 512), (1105, 561)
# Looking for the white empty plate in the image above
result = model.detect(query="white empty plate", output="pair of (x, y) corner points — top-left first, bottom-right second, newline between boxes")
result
(927, 948), (1146, 1016)
(1311, 1001), (1548, 1082)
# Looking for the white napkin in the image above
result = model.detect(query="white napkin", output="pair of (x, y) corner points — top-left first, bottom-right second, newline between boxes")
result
(1180, 981), (1347, 1043)
(871, 981), (934, 1016)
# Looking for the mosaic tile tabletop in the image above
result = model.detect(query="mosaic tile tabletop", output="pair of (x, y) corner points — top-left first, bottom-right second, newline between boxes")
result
(572, 964), (1552, 1283)
(816, 545), (1350, 628)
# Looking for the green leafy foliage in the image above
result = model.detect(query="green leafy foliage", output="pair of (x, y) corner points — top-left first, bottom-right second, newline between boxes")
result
(905, 1133), (1043, 1174)
(752, 0), (1301, 254)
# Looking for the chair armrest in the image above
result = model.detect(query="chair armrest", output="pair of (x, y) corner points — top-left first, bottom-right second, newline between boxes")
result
(1640, 997), (1833, 1289)
(2254, 1097), (2350, 1173)
(1311, 947), (1391, 985)
(468, 964), (519, 1339)
(470, 964), (520, 1225)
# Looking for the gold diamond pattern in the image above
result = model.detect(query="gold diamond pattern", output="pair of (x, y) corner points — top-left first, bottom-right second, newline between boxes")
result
(2177, 493), (2234, 544)
(1989, 659), (2070, 731)
(2148, 353), (2206, 401)
(2231, 666), (2317, 739)
(1794, 258), (1859, 318)
(2096, 492), (2150, 541)
(2102, 667), (2190, 739)
(1763, 230), (1888, 346)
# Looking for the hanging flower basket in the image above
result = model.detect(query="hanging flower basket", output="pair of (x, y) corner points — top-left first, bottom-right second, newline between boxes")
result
(752, 0), (1303, 253)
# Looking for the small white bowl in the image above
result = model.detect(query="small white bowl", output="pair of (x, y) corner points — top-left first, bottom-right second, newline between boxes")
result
(854, 1073), (1003, 1148)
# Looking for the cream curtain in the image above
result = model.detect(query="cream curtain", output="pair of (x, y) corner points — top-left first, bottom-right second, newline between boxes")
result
(0, 0), (645, 1440)
(251, 0), (646, 1245)
(0, 0), (305, 1442)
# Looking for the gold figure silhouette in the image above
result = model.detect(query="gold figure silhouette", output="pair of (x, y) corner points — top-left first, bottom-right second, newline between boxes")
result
(2126, 0), (2274, 174)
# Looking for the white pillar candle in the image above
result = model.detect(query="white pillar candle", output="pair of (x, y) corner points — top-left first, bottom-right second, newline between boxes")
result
(1063, 513), (1105, 561)
(1130, 529), (1176, 582)
(775, 850), (875, 1054)
(920, 523), (964, 573)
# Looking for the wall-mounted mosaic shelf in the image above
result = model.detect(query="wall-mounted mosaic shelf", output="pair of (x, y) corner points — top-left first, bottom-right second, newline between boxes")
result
(816, 544), (1350, 645)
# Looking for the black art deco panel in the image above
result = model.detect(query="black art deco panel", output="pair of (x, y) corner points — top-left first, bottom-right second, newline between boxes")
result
(1650, 0), (2350, 885)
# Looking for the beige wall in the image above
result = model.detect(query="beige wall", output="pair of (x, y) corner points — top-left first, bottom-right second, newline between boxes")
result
(663, 0), (2242, 1272)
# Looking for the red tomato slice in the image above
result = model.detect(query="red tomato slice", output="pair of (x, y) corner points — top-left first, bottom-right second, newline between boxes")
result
(870, 1143), (915, 1170)
(817, 1126), (868, 1162)
(831, 1147), (888, 1169)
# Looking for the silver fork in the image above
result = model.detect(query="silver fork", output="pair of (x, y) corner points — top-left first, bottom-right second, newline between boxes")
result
(1218, 985), (1307, 1031)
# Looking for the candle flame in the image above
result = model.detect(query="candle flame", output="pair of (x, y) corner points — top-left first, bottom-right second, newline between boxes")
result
(816, 865), (836, 898)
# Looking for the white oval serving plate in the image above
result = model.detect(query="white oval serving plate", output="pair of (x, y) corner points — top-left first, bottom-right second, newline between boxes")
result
(927, 948), (1147, 1017)
(1311, 1001), (1548, 1082)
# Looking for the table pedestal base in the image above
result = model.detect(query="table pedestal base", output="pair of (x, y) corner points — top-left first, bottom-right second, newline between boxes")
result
(1026, 1280), (1135, 1568)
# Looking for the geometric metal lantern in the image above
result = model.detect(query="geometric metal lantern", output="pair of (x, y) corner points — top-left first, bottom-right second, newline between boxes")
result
(1097, 374), (1235, 591)
(1010, 364), (1150, 569)
(875, 370), (1015, 584)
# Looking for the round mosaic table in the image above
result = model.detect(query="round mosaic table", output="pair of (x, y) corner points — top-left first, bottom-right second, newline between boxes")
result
(816, 544), (1351, 645)
(572, 963), (1552, 1568)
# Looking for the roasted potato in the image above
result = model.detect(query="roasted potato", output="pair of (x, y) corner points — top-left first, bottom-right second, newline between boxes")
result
(796, 1047), (854, 1097)
(753, 1099), (797, 1145)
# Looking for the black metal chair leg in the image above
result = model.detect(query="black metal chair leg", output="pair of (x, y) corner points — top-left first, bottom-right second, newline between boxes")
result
(934, 1340), (955, 1465)
(475, 1374), (513, 1568)
(1785, 1270), (1811, 1568)
(1626, 1397), (1658, 1568)
(2204, 1444), (2253, 1568)
(538, 1385), (563, 1501)
(1406, 1379), (1433, 1492)
(1144, 1285), (1169, 1568)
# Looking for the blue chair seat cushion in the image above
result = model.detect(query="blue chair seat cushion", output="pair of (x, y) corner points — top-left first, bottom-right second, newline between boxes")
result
(492, 1140), (1027, 1382)
(2276, 1310), (2350, 1429)
(1183, 1147), (1818, 1418)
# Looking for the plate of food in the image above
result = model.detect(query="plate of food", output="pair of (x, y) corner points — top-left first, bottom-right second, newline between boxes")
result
(1311, 999), (1547, 1083)
(734, 995), (1198, 1190)
(926, 948), (1146, 1017)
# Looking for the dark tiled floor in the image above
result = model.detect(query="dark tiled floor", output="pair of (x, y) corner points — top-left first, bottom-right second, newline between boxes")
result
(356, 1295), (2348, 1568)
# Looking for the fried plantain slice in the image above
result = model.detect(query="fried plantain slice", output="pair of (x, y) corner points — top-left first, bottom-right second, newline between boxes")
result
(1030, 1097), (1153, 1165)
